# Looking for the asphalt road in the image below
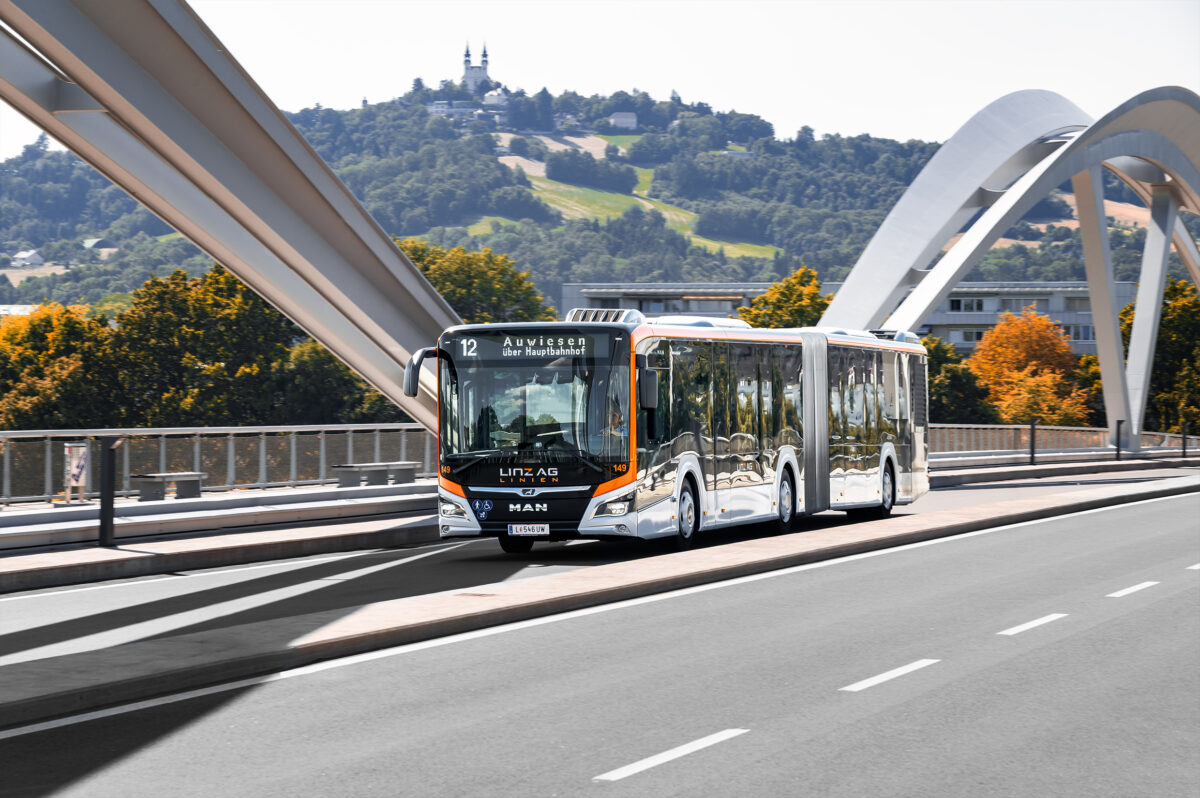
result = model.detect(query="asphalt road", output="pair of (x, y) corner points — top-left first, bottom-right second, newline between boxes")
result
(0, 467), (1193, 668)
(1, 491), (1196, 797)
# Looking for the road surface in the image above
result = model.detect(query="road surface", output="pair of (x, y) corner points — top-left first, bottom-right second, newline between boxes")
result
(1, 489), (1195, 797)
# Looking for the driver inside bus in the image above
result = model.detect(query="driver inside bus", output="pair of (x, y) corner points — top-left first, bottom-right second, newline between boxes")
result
(603, 408), (628, 457)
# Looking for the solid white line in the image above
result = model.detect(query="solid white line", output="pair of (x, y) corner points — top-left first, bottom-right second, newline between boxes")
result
(0, 541), (471, 603)
(1106, 581), (1160, 598)
(839, 659), (940, 692)
(997, 613), (1068, 636)
(0, 493), (1188, 738)
(593, 729), (749, 782)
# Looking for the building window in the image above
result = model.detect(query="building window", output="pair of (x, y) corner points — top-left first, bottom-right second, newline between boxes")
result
(1065, 297), (1091, 312)
(998, 297), (1047, 312)
(953, 329), (987, 343)
(1060, 324), (1095, 341)
(949, 298), (984, 313)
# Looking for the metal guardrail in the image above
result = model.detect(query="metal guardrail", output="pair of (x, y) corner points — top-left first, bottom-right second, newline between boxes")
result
(2, 423), (1195, 506)
(0, 424), (436, 504)
(929, 424), (1198, 459)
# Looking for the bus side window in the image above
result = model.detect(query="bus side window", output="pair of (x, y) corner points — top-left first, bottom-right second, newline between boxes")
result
(731, 343), (759, 454)
(828, 347), (844, 444)
(639, 340), (670, 446)
(882, 350), (900, 438)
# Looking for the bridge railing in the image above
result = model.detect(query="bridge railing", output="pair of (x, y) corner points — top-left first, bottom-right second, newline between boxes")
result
(928, 423), (1198, 462)
(2, 423), (1195, 505)
(0, 424), (436, 505)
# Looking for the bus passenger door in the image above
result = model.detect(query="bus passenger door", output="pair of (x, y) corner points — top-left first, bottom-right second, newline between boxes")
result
(670, 340), (715, 509)
(720, 343), (764, 520)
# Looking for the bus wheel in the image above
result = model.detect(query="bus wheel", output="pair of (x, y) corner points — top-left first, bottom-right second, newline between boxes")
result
(498, 535), (535, 554)
(876, 463), (895, 518)
(670, 483), (698, 550)
(775, 471), (795, 534)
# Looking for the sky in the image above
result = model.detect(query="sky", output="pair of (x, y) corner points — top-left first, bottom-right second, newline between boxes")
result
(1, 0), (1199, 159)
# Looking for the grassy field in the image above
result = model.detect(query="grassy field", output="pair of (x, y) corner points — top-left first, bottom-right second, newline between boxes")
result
(596, 134), (642, 152)
(633, 167), (654, 196)
(527, 175), (780, 259)
(466, 216), (521, 235)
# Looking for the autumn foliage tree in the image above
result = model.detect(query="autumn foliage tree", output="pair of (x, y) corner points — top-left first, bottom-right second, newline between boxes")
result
(1119, 279), (1200, 433)
(736, 266), (831, 328)
(0, 304), (114, 428)
(395, 238), (557, 323)
(966, 307), (1090, 425)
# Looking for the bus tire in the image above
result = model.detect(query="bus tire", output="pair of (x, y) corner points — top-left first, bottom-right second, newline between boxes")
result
(775, 470), (796, 534)
(669, 481), (699, 550)
(876, 462), (895, 518)
(498, 535), (535, 554)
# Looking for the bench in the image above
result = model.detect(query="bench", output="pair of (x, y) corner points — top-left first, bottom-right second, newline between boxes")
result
(130, 472), (208, 502)
(331, 461), (420, 488)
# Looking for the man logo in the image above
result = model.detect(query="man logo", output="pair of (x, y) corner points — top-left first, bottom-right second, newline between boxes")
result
(521, 488), (537, 496)
(509, 503), (548, 512)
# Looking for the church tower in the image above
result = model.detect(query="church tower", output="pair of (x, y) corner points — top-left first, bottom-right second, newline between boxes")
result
(462, 43), (490, 93)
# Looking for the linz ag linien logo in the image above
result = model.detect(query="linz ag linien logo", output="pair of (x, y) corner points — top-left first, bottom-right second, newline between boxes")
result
(498, 466), (559, 485)
(471, 499), (493, 520)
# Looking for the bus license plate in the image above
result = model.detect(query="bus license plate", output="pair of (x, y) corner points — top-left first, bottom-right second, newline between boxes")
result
(508, 523), (549, 536)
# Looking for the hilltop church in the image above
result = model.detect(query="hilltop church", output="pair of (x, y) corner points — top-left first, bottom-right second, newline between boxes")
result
(462, 44), (491, 92)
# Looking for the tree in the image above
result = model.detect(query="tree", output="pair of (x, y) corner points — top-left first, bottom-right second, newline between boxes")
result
(107, 266), (297, 426)
(966, 307), (1089, 425)
(0, 303), (115, 428)
(993, 365), (1090, 425)
(736, 266), (830, 328)
(921, 336), (998, 423)
(395, 238), (557, 323)
(1120, 279), (1200, 432)
(967, 306), (1078, 399)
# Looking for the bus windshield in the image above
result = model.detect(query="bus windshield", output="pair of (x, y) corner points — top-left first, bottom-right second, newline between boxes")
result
(439, 329), (630, 470)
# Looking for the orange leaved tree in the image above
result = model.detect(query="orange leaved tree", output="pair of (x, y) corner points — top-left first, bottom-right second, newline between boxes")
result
(967, 307), (1089, 425)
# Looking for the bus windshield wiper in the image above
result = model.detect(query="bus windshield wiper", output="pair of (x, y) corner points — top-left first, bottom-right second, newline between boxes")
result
(562, 449), (605, 474)
(446, 449), (501, 474)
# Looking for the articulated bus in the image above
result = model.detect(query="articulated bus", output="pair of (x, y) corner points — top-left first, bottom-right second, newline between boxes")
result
(404, 308), (929, 553)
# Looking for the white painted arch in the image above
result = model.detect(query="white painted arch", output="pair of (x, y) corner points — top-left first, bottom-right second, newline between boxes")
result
(822, 86), (1200, 446)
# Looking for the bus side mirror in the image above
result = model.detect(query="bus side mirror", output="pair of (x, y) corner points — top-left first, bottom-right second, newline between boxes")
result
(639, 368), (659, 410)
(403, 347), (438, 397)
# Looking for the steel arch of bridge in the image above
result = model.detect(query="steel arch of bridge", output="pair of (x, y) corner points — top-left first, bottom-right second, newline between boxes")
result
(821, 87), (1200, 447)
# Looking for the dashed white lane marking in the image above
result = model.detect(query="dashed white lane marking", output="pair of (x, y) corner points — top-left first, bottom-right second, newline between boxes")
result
(1106, 581), (1160, 598)
(1187, 563), (1200, 570)
(839, 659), (940, 692)
(997, 613), (1068, 636)
(593, 729), (749, 782)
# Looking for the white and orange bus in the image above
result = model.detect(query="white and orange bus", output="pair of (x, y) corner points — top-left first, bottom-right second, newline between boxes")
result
(404, 308), (929, 553)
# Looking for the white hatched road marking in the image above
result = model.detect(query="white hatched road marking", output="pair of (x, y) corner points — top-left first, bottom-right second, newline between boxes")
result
(997, 613), (1068, 636)
(1106, 581), (1160, 598)
(593, 729), (749, 782)
(0, 544), (470, 665)
(839, 659), (941, 692)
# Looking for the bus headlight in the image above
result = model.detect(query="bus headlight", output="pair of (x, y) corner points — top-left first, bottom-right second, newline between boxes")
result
(440, 498), (468, 518)
(594, 492), (635, 518)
